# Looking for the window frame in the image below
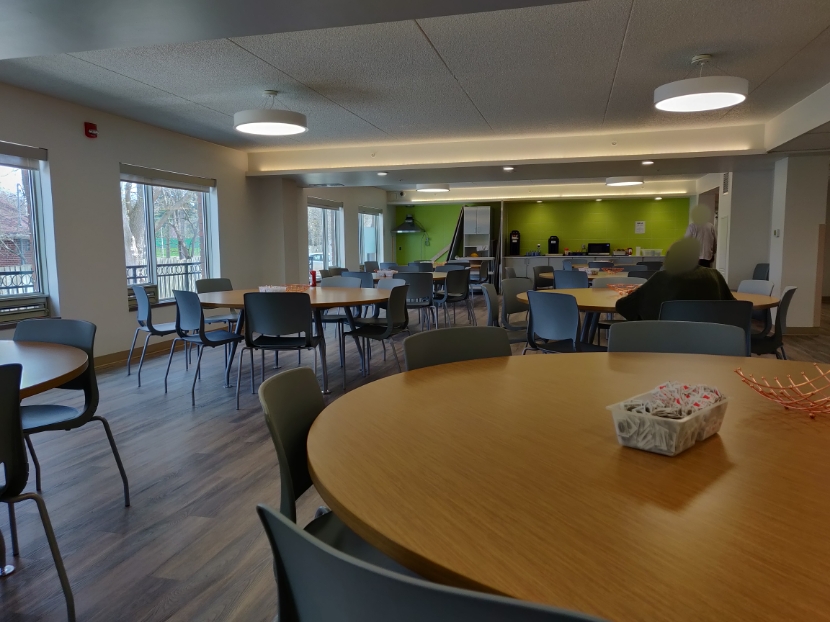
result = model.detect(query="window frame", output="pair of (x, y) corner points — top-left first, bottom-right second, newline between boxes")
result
(358, 207), (383, 266)
(308, 201), (344, 271)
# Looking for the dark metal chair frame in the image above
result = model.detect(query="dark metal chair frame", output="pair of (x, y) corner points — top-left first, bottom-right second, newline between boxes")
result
(127, 284), (176, 387)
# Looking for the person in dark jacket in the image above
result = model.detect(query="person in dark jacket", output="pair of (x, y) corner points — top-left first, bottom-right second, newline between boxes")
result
(616, 237), (735, 321)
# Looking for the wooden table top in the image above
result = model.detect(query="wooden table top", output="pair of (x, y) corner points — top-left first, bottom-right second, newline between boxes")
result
(373, 272), (447, 281)
(0, 340), (88, 398)
(539, 270), (629, 280)
(199, 287), (391, 310)
(516, 288), (780, 313)
(308, 353), (830, 621)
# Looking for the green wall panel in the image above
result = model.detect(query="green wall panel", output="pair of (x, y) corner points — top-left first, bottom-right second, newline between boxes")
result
(506, 198), (690, 255)
(394, 204), (462, 264)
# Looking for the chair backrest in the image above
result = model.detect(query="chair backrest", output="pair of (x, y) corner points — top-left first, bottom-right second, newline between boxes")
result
(527, 291), (579, 345)
(501, 278), (532, 316)
(256, 504), (600, 622)
(608, 321), (746, 356)
(482, 283), (499, 326)
(0, 363), (27, 501)
(173, 289), (206, 336)
(477, 260), (491, 280)
(445, 268), (470, 298)
(383, 285), (410, 332)
(320, 276), (361, 288)
(659, 300), (753, 355)
(244, 293), (314, 347)
(504, 267), (517, 279)
(195, 278), (233, 294)
(553, 270), (589, 289)
(379, 262), (398, 270)
(588, 262), (614, 269)
(773, 286), (797, 343)
(737, 280), (774, 296)
(395, 265), (418, 273)
(436, 264), (465, 272)
(318, 269), (331, 279)
(625, 264), (648, 272)
(532, 265), (552, 284)
(562, 259), (572, 271)
(132, 284), (153, 327)
(400, 272), (434, 300)
(328, 267), (346, 277)
(376, 278), (406, 290)
(592, 277), (647, 288)
(258, 368), (325, 522)
(363, 261), (379, 273)
(410, 262), (434, 272)
(753, 263), (770, 281)
(342, 271), (375, 288)
(403, 327), (512, 371)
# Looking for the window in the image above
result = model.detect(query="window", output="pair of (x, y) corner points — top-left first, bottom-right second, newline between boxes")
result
(307, 199), (343, 273)
(120, 165), (214, 301)
(358, 209), (383, 265)
(0, 159), (44, 297)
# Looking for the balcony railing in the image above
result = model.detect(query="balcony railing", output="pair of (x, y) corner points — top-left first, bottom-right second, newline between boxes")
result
(126, 261), (203, 301)
(0, 266), (36, 296)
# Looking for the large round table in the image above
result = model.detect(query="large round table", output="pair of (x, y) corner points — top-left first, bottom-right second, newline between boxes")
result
(0, 340), (88, 399)
(308, 353), (830, 621)
(373, 272), (447, 282)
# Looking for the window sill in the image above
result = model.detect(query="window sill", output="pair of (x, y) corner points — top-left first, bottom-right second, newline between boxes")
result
(128, 300), (176, 312)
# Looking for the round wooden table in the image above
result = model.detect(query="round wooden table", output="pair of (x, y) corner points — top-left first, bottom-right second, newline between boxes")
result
(517, 288), (779, 313)
(308, 353), (830, 621)
(372, 271), (447, 282)
(0, 340), (88, 399)
(539, 270), (628, 281)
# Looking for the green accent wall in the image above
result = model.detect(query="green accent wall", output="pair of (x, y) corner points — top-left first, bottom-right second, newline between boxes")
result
(395, 204), (462, 264)
(506, 198), (690, 255)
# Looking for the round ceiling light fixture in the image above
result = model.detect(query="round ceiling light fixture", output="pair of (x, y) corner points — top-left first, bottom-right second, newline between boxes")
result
(642, 160), (654, 165)
(606, 176), (644, 187)
(234, 90), (308, 136)
(655, 196), (663, 201)
(503, 166), (515, 171)
(416, 183), (450, 193)
(377, 172), (388, 176)
(654, 55), (748, 113)
(596, 198), (603, 202)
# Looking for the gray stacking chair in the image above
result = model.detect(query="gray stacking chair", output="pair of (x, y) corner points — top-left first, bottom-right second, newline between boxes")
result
(165, 290), (244, 406)
(410, 262), (434, 272)
(0, 364), (75, 622)
(553, 270), (589, 289)
(753, 263), (770, 281)
(257, 367), (414, 622)
(524, 291), (606, 354)
(608, 321), (746, 356)
(256, 503), (602, 622)
(751, 286), (797, 359)
(195, 278), (240, 329)
(14, 319), (130, 506)
(532, 265), (553, 290)
(591, 277), (648, 344)
(738, 279), (775, 336)
(504, 266), (517, 279)
(501, 277), (532, 334)
(235, 292), (327, 409)
(328, 267), (347, 277)
(482, 283), (499, 327)
(342, 271), (374, 288)
(436, 264), (465, 272)
(379, 262), (398, 270)
(562, 259), (573, 271)
(403, 326), (512, 371)
(127, 284), (176, 387)
(320, 276), (362, 372)
(399, 272), (437, 331)
(588, 261), (614, 269)
(346, 284), (410, 376)
(625, 264), (648, 272)
(363, 261), (379, 273)
(659, 299), (753, 356)
(433, 268), (475, 326)
(395, 265), (418, 273)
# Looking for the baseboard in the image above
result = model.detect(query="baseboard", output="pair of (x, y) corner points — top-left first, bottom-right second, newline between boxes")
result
(786, 326), (821, 335)
(95, 338), (185, 370)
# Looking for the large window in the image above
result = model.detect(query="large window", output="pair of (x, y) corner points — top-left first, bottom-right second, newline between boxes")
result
(121, 168), (212, 301)
(308, 201), (342, 274)
(0, 160), (43, 297)
(358, 209), (383, 265)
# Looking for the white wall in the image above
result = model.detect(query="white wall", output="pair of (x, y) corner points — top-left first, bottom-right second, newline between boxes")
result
(822, 180), (830, 296)
(727, 171), (774, 289)
(0, 82), (263, 357)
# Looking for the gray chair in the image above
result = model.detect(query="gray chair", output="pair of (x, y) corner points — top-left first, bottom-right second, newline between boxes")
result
(127, 284), (176, 387)
(738, 279), (775, 336)
(258, 368), (414, 622)
(399, 272), (437, 331)
(588, 261), (614, 269)
(165, 290), (244, 406)
(395, 265), (418, 273)
(195, 278), (240, 329)
(14, 319), (130, 507)
(751, 286), (797, 359)
(436, 264), (466, 272)
(659, 299), (753, 355)
(379, 262), (398, 270)
(591, 277), (648, 344)
(328, 267), (347, 277)
(320, 276), (362, 374)
(434, 269), (475, 326)
(562, 259), (573, 271)
(524, 291), (606, 354)
(235, 292), (327, 409)
(608, 321), (746, 356)
(553, 270), (589, 289)
(343, 271), (374, 288)
(625, 264), (648, 272)
(363, 261), (379, 273)
(503, 266), (517, 279)
(410, 262), (434, 272)
(346, 284), (410, 376)
(482, 283), (499, 327)
(318, 269), (331, 279)
(256, 503), (601, 622)
(501, 277), (532, 333)
(403, 326), (512, 371)
(532, 265), (553, 290)
(0, 364), (75, 622)
(753, 263), (770, 281)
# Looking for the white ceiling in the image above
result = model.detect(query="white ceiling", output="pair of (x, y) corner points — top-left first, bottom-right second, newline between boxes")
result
(0, 0), (829, 152)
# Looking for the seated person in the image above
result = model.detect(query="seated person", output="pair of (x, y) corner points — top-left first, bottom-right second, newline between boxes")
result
(616, 237), (734, 320)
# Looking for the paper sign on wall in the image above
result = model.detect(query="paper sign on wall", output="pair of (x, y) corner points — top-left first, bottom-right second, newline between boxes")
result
(635, 221), (646, 234)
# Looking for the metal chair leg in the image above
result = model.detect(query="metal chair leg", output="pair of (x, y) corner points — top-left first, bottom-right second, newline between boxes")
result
(318, 341), (330, 395)
(24, 434), (41, 492)
(261, 349), (266, 384)
(0, 515), (11, 576)
(91, 416), (131, 507)
(163, 339), (180, 393)
(250, 347), (256, 394)
(8, 502), (19, 556)
(191, 346), (205, 407)
(126, 328), (140, 376)
(136, 332), (152, 387)
(235, 347), (246, 410)
(389, 339), (402, 372)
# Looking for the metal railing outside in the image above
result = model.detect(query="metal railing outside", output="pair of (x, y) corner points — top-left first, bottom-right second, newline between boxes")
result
(126, 260), (204, 301)
(0, 266), (36, 296)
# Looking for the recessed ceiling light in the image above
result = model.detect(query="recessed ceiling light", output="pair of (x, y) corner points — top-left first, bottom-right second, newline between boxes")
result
(654, 55), (747, 112)
(234, 90), (308, 136)
(642, 160), (654, 165)
(416, 183), (450, 193)
(655, 196), (663, 201)
(537, 200), (543, 203)
(596, 198), (603, 202)
(503, 166), (515, 171)
(377, 172), (388, 176)
(606, 176), (644, 187)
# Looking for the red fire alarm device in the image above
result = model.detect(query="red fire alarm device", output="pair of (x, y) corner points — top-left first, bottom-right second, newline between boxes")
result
(84, 122), (98, 138)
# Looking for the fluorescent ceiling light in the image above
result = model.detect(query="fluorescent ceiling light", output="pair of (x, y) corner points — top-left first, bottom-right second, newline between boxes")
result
(654, 56), (747, 112)
(234, 90), (308, 136)
(606, 176), (644, 187)
(416, 183), (450, 193)
(537, 200), (543, 203)
(377, 172), (388, 176)
(503, 166), (515, 171)
(642, 160), (654, 165)
(655, 196), (663, 201)
(596, 198), (602, 202)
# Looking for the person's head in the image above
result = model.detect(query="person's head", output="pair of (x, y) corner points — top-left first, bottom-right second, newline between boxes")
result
(664, 237), (701, 275)
(690, 204), (711, 226)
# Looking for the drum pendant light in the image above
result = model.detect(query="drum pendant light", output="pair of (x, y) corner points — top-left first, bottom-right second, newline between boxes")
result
(654, 55), (748, 113)
(234, 90), (308, 136)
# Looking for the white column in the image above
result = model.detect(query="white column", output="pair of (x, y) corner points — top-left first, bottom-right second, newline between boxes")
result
(769, 156), (830, 329)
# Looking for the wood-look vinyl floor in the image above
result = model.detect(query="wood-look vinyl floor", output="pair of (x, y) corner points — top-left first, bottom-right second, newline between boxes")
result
(0, 297), (825, 621)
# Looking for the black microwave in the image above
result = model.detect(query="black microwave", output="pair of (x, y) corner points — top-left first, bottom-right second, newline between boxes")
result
(587, 242), (611, 255)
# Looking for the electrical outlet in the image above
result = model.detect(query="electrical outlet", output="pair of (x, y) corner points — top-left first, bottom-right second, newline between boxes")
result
(398, 246), (402, 251)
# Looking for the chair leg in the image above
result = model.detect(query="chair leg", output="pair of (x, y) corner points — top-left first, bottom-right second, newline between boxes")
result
(780, 346), (788, 360)
(0, 514), (9, 576)
(261, 349), (266, 384)
(389, 339), (402, 372)
(15, 492), (75, 622)
(126, 328), (140, 376)
(274, 351), (279, 369)
(250, 347), (256, 394)
(235, 347), (246, 410)
(163, 338), (180, 393)
(318, 341), (329, 395)
(136, 332), (152, 388)
(24, 434), (41, 492)
(91, 416), (131, 507)
(191, 346), (205, 407)
(8, 502), (19, 556)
